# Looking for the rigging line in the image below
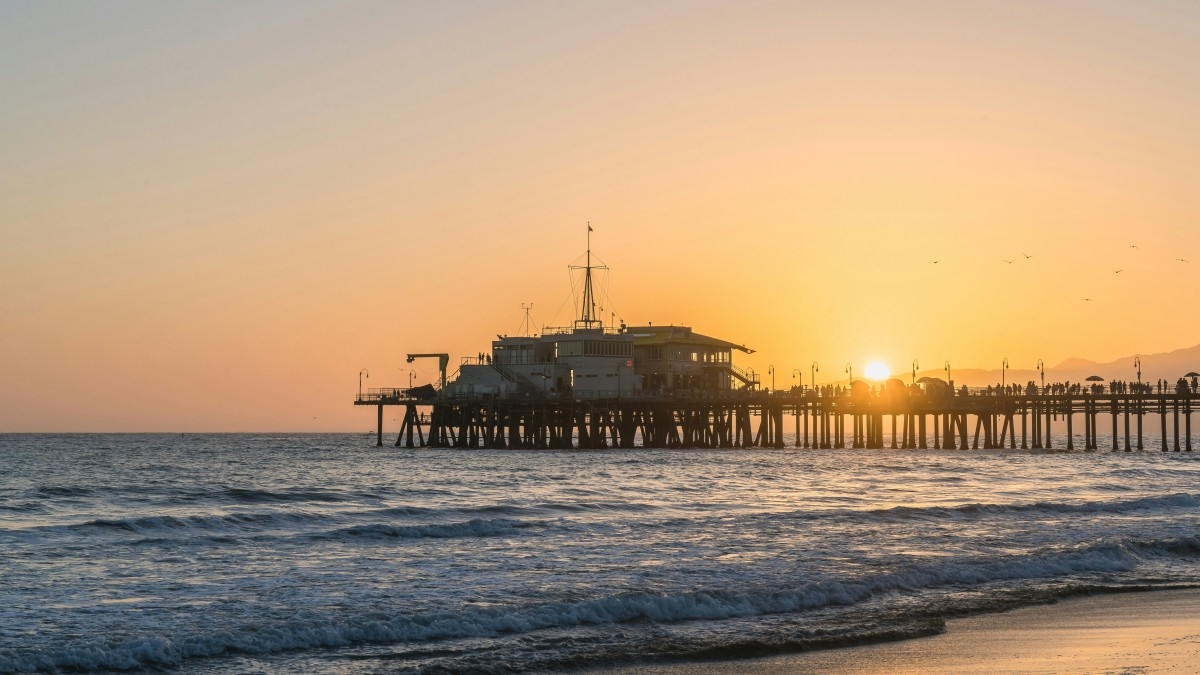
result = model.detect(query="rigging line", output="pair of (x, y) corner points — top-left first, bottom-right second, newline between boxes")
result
(546, 269), (582, 329)
(588, 264), (624, 327)
(567, 251), (610, 270)
(598, 272), (622, 324)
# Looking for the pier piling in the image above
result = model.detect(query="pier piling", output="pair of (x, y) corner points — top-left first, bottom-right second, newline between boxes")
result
(356, 388), (1195, 451)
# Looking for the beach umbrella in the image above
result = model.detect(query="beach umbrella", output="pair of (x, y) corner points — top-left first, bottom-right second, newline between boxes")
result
(1185, 372), (1200, 378)
(1085, 375), (1105, 382)
(916, 376), (950, 394)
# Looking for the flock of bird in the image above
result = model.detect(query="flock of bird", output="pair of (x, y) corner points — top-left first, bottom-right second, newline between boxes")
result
(928, 245), (1190, 303)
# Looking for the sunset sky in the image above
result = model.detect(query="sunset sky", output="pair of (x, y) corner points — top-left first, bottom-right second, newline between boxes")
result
(4, 1), (1200, 431)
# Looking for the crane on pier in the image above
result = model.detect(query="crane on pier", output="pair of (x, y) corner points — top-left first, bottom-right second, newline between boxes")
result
(406, 353), (449, 390)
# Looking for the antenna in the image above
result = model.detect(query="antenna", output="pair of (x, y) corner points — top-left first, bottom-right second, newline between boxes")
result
(520, 303), (533, 337)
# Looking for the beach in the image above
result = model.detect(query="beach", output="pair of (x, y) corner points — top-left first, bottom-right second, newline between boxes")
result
(596, 588), (1200, 674)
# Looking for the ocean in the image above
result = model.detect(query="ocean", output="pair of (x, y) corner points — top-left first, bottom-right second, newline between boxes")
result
(2, 432), (1199, 673)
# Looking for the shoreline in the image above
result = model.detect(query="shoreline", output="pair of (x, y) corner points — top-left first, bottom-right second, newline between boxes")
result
(590, 587), (1200, 674)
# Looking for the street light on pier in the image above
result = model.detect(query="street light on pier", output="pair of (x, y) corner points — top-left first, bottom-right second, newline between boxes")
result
(912, 359), (919, 385)
(1002, 358), (1009, 389)
(359, 368), (369, 398)
(944, 361), (951, 388)
(845, 362), (853, 386)
(812, 362), (819, 391)
(1134, 356), (1142, 384)
(768, 365), (775, 392)
(409, 368), (416, 389)
(1036, 359), (1045, 392)
(792, 368), (802, 391)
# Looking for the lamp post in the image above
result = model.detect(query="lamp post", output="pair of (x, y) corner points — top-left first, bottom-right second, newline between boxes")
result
(359, 368), (369, 398)
(1134, 356), (1142, 385)
(409, 368), (416, 389)
(845, 362), (853, 386)
(792, 368), (802, 391)
(768, 365), (775, 392)
(1002, 358), (1009, 389)
(912, 359), (919, 385)
(812, 362), (819, 392)
(1036, 359), (1045, 393)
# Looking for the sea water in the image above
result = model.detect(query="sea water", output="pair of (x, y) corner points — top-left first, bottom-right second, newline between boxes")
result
(2, 432), (1199, 673)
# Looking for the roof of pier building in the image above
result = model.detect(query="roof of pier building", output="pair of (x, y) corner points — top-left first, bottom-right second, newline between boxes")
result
(624, 325), (754, 354)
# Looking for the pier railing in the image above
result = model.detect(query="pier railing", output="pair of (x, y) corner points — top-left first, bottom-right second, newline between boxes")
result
(356, 388), (409, 403)
(359, 383), (1198, 404)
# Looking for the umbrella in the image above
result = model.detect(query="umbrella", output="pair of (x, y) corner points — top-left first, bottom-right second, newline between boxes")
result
(1185, 372), (1200, 378)
(916, 376), (945, 384)
(1085, 375), (1105, 382)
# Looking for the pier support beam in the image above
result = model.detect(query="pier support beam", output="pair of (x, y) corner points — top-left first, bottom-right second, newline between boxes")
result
(377, 404), (383, 447)
(1187, 398), (1193, 451)
(1173, 400), (1180, 452)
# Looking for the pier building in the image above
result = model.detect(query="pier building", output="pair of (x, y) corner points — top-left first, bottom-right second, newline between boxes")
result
(443, 233), (752, 401)
(628, 325), (756, 393)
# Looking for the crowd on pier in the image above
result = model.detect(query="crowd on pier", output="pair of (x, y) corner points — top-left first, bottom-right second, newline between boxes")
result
(790, 377), (1199, 399)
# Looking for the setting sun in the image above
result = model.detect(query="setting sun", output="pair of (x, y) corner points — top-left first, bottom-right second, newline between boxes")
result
(864, 361), (891, 381)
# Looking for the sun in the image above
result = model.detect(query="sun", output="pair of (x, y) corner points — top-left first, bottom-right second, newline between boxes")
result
(864, 361), (891, 381)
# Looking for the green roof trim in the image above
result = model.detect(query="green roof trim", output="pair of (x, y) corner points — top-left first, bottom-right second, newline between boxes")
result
(625, 325), (754, 354)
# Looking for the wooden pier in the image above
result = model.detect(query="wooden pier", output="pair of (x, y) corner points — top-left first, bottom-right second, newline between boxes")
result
(355, 387), (1195, 452)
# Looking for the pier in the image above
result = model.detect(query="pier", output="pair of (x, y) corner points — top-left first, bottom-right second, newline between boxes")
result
(355, 386), (1195, 451)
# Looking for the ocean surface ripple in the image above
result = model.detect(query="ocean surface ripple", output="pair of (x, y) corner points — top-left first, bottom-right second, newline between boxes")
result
(2, 433), (1199, 673)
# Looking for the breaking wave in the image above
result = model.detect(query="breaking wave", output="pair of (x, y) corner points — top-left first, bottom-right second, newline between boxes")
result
(321, 518), (539, 540)
(4, 534), (1197, 673)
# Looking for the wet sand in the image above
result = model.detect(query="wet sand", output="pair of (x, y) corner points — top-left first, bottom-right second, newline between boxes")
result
(595, 588), (1200, 674)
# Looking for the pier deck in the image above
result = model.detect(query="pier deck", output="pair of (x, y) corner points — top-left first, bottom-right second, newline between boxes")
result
(355, 387), (1195, 451)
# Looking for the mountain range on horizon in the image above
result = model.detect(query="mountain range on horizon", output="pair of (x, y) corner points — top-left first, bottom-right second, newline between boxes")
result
(906, 342), (1200, 388)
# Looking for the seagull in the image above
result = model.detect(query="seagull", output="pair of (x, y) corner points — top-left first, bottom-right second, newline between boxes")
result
(1113, 269), (1123, 274)
(1131, 245), (1138, 249)
(929, 260), (940, 264)
(1083, 298), (1093, 302)
(1002, 258), (1015, 264)
(1022, 252), (1033, 259)
(1177, 258), (1189, 263)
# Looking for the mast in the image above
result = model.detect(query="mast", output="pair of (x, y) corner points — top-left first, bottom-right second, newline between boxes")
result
(572, 222), (605, 330)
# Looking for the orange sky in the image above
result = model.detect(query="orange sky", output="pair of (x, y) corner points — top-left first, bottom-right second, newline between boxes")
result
(3, 1), (1199, 431)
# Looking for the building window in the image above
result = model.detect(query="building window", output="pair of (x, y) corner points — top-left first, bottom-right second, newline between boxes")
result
(585, 341), (633, 357)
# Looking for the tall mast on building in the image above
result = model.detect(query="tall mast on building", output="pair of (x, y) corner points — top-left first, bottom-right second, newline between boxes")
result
(572, 222), (606, 330)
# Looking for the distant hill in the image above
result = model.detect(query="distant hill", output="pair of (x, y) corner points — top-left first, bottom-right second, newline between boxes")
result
(911, 343), (1200, 387)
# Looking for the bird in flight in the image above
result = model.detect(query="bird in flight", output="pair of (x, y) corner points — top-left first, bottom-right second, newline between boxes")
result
(1002, 258), (1015, 264)
(929, 260), (940, 264)
(1113, 269), (1123, 274)
(1130, 245), (1138, 249)
(1177, 258), (1189, 263)
(1022, 252), (1033, 259)
(1083, 298), (1093, 302)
